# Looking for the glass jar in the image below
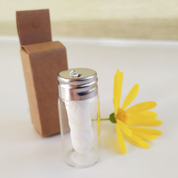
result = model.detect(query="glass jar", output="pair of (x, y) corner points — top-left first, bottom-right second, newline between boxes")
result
(58, 68), (100, 168)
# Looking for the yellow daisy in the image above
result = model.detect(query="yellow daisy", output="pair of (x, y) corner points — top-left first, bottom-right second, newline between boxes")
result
(112, 69), (162, 154)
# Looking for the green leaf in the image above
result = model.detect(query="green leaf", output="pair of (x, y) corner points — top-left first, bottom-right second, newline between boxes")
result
(109, 113), (116, 123)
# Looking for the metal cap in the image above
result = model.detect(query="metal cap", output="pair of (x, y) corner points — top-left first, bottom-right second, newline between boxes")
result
(58, 68), (98, 101)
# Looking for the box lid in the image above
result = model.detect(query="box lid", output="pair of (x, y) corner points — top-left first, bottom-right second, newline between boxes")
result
(16, 9), (52, 46)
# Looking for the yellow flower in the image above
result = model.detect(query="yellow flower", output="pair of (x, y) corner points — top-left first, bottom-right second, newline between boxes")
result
(113, 70), (162, 154)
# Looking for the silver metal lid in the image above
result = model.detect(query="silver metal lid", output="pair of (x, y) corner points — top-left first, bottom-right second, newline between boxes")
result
(58, 68), (98, 101)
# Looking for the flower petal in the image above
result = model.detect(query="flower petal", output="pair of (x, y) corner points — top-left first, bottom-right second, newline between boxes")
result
(97, 99), (100, 136)
(122, 84), (139, 110)
(126, 119), (163, 126)
(127, 111), (158, 120)
(113, 70), (123, 115)
(116, 123), (127, 154)
(129, 134), (150, 148)
(117, 120), (132, 136)
(130, 130), (158, 141)
(128, 126), (162, 135)
(126, 101), (157, 114)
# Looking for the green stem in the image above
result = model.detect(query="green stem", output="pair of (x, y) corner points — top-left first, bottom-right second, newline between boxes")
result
(100, 118), (109, 121)
(92, 118), (109, 121)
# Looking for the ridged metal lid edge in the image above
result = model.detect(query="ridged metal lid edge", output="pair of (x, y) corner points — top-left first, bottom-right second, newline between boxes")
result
(58, 68), (98, 101)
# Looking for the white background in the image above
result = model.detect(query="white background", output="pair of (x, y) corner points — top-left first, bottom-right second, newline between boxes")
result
(0, 37), (178, 178)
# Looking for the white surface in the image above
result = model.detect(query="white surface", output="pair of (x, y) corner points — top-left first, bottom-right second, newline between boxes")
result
(0, 36), (178, 178)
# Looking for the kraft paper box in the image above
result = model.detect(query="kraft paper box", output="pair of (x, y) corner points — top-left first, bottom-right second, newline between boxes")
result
(16, 9), (69, 137)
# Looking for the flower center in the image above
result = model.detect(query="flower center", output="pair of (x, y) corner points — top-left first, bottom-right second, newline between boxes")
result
(116, 108), (127, 123)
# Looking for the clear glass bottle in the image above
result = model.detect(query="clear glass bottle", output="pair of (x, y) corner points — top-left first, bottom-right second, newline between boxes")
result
(58, 68), (100, 168)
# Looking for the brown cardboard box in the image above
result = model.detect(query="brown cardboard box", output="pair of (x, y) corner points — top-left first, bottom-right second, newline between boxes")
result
(16, 9), (69, 137)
